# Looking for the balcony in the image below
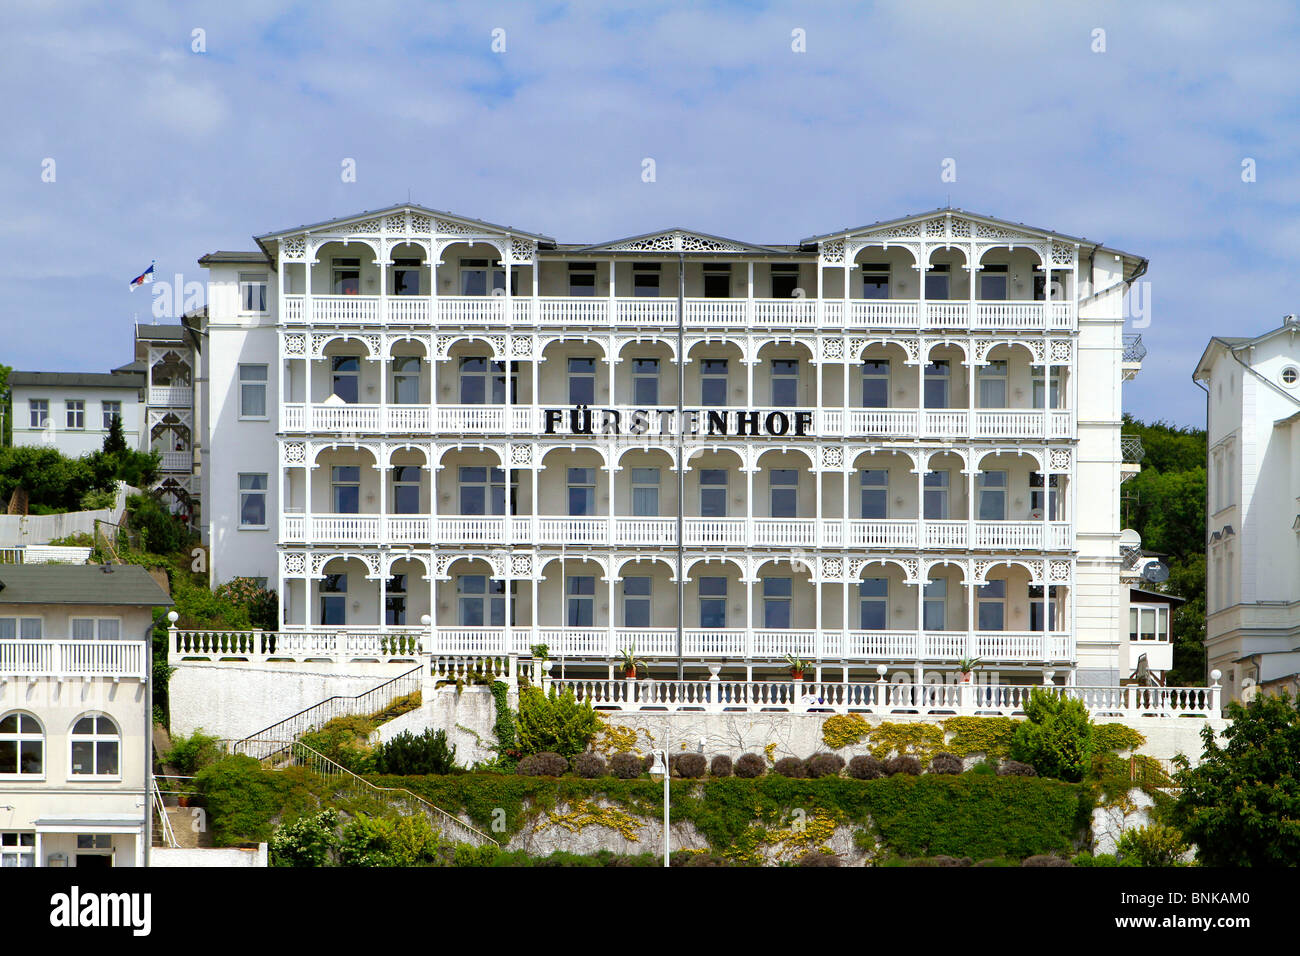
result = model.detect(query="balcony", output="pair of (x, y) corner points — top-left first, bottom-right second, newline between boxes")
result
(149, 385), (193, 407)
(159, 450), (193, 472)
(279, 293), (1077, 332)
(0, 639), (147, 680)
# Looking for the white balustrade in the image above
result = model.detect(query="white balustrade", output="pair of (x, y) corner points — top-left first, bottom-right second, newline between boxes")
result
(684, 518), (746, 546)
(437, 296), (506, 324)
(149, 386), (193, 407)
(752, 518), (814, 547)
(684, 299), (748, 326)
(615, 298), (676, 325)
(846, 519), (918, 548)
(974, 303), (1045, 329)
(752, 299), (818, 326)
(313, 295), (380, 323)
(386, 405), (430, 431)
(847, 301), (920, 327)
(0, 640), (146, 679)
(922, 520), (967, 548)
(159, 450), (192, 472)
(387, 298), (429, 324)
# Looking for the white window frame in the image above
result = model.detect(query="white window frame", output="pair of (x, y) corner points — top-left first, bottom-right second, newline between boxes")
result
(0, 713), (44, 780)
(622, 576), (652, 627)
(70, 618), (121, 641)
(978, 360), (1008, 408)
(101, 400), (122, 430)
(0, 618), (43, 640)
(238, 473), (269, 529)
(239, 272), (269, 314)
(65, 399), (85, 430)
(28, 399), (48, 429)
(68, 714), (121, 779)
(0, 832), (35, 867)
(238, 364), (269, 420)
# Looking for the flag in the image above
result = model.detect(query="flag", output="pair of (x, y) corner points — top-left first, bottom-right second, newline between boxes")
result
(129, 261), (155, 290)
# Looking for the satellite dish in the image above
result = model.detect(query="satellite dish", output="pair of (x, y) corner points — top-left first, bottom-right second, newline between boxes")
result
(1118, 529), (1142, 549)
(1142, 561), (1169, 584)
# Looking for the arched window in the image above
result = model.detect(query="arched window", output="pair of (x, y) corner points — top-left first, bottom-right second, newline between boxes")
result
(0, 713), (43, 776)
(69, 715), (120, 777)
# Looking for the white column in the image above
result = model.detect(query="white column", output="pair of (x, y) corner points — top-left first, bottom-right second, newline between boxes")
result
(966, 570), (977, 665)
(608, 257), (616, 322)
(747, 261), (754, 325)
(607, 561), (617, 657)
(745, 464), (754, 548)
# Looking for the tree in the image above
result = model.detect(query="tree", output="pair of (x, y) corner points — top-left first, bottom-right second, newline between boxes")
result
(0, 364), (11, 447)
(102, 413), (128, 455)
(1171, 692), (1300, 866)
(1008, 689), (1095, 782)
(515, 686), (601, 759)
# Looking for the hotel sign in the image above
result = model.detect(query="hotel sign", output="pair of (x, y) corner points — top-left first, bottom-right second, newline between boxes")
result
(543, 406), (814, 437)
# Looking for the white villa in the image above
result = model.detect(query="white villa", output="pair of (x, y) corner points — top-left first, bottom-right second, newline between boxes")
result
(1195, 319), (1300, 702)
(179, 203), (1197, 704)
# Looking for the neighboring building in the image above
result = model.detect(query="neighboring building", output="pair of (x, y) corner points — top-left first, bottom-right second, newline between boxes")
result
(0, 563), (171, 867)
(1194, 319), (1300, 702)
(135, 319), (204, 521)
(9, 370), (144, 458)
(195, 204), (1148, 686)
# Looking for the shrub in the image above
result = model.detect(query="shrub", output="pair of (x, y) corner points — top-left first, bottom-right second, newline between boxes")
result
(516, 687), (601, 759)
(124, 492), (189, 554)
(1022, 854), (1073, 867)
(806, 753), (845, 779)
(574, 752), (607, 778)
(517, 752), (568, 776)
(270, 810), (339, 867)
(847, 755), (887, 780)
(773, 757), (807, 778)
(1117, 824), (1188, 867)
(734, 753), (766, 778)
(299, 714), (378, 774)
(709, 754), (733, 777)
(163, 728), (223, 775)
(997, 760), (1038, 777)
(1008, 689), (1095, 782)
(215, 577), (280, 632)
(968, 759), (999, 775)
(885, 755), (922, 776)
(675, 753), (707, 779)
(609, 752), (643, 779)
(797, 850), (840, 867)
(374, 729), (457, 776)
(929, 753), (963, 775)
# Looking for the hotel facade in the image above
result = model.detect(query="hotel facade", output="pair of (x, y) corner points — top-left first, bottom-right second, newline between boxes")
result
(194, 205), (1152, 687)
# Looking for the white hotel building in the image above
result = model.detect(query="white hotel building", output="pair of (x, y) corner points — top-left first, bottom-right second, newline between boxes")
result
(195, 205), (1151, 687)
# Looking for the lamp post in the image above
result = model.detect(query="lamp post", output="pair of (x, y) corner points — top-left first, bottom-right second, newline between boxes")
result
(648, 748), (669, 867)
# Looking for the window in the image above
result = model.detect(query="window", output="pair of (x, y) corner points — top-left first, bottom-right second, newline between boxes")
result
(71, 619), (120, 641)
(568, 262), (597, 296)
(763, 578), (792, 629)
(238, 473), (267, 527)
(1031, 366), (1059, 409)
(392, 357), (421, 404)
(70, 715), (119, 777)
(1283, 366), (1299, 387)
(923, 360), (950, 408)
(332, 258), (360, 295)
(457, 576), (512, 627)
(702, 263), (731, 298)
(459, 466), (507, 516)
(631, 468), (660, 517)
(0, 832), (35, 867)
(320, 574), (347, 625)
(977, 471), (1007, 521)
(1033, 269), (1068, 301)
(699, 469), (728, 518)
(385, 575), (407, 626)
(567, 576), (595, 627)
(101, 401), (121, 430)
(239, 364), (268, 418)
(862, 359), (890, 407)
(699, 577), (727, 628)
(860, 469), (888, 519)
(770, 469), (798, 518)
(978, 264), (1008, 301)
(1029, 473), (1060, 519)
(771, 263), (800, 299)
(977, 579), (1006, 630)
(240, 273), (268, 312)
(568, 357), (597, 405)
(331, 356), (360, 404)
(1030, 586), (1059, 631)
(28, 399), (48, 429)
(701, 359), (728, 405)
(77, 834), (112, 850)
(0, 619), (42, 640)
(1129, 605), (1170, 642)
(924, 263), (950, 299)
(632, 358), (660, 405)
(0, 714), (43, 777)
(458, 259), (518, 295)
(393, 466), (421, 514)
(861, 263), (890, 299)
(978, 360), (1007, 407)
(923, 471), (949, 520)
(623, 577), (651, 627)
(568, 467), (597, 516)
(332, 466), (360, 514)
(391, 258), (421, 296)
(771, 359), (799, 407)
(66, 400), (85, 429)
(633, 262), (661, 297)
(923, 578), (947, 630)
(458, 358), (517, 405)
(859, 579), (888, 629)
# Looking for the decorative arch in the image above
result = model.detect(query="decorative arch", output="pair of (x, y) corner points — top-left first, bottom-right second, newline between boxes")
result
(614, 554), (678, 581)
(681, 555), (746, 582)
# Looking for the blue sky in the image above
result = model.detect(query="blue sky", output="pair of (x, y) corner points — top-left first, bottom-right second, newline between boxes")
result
(4, 0), (1299, 427)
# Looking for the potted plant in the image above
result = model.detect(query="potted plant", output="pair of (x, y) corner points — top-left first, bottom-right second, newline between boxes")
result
(785, 655), (810, 682)
(616, 646), (647, 680)
(956, 657), (982, 683)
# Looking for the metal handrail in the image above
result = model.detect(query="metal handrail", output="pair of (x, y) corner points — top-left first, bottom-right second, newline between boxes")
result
(151, 775), (179, 848)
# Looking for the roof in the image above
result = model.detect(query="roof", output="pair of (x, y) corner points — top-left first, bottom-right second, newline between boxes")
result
(253, 203), (554, 244)
(1129, 587), (1186, 605)
(1195, 322), (1300, 380)
(567, 227), (792, 256)
(134, 323), (190, 341)
(197, 250), (270, 265)
(10, 371), (144, 389)
(0, 564), (172, 607)
(113, 360), (146, 374)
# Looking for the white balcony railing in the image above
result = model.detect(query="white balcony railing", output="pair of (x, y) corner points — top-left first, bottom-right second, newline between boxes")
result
(148, 385), (193, 407)
(159, 450), (192, 472)
(0, 640), (147, 680)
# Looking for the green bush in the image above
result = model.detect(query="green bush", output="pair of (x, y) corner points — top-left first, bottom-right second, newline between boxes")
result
(374, 729), (457, 776)
(215, 577), (280, 632)
(299, 714), (377, 774)
(1116, 824), (1188, 867)
(125, 493), (190, 554)
(195, 755), (302, 846)
(1008, 690), (1095, 782)
(164, 728), (223, 775)
(270, 810), (339, 867)
(515, 686), (600, 759)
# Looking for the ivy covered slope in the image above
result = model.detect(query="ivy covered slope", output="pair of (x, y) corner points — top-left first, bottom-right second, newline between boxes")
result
(1121, 414), (1207, 684)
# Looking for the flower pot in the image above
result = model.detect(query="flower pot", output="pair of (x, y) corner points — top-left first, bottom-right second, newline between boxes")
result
(790, 672), (804, 682)
(178, 795), (191, 808)
(959, 672), (972, 684)
(623, 669), (636, 680)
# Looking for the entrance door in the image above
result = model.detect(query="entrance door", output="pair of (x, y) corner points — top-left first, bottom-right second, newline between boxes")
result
(76, 854), (113, 868)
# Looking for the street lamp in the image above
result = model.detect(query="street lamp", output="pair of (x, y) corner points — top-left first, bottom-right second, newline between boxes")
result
(648, 749), (669, 867)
